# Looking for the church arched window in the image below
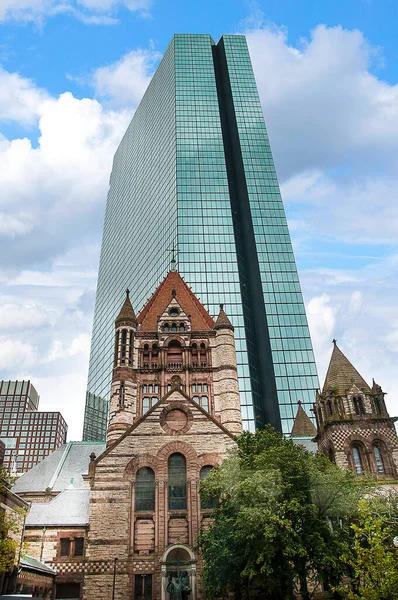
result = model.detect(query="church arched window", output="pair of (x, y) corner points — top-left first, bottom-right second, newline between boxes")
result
(327, 399), (333, 416)
(168, 453), (186, 510)
(351, 445), (364, 475)
(135, 467), (155, 511)
(121, 329), (127, 362)
(171, 323), (177, 333)
(163, 323), (169, 333)
(353, 396), (364, 416)
(179, 323), (185, 332)
(200, 465), (216, 509)
(167, 340), (182, 367)
(373, 443), (385, 475)
(119, 382), (125, 407)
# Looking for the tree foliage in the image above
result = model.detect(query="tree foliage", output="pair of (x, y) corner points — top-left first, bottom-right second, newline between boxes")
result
(197, 426), (367, 600)
(0, 465), (26, 573)
(336, 497), (398, 600)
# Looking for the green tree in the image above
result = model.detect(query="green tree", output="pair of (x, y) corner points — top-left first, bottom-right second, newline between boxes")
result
(197, 426), (367, 600)
(0, 465), (26, 573)
(336, 498), (398, 600)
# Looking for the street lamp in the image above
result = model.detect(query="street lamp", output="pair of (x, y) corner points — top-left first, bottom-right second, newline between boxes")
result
(112, 557), (118, 600)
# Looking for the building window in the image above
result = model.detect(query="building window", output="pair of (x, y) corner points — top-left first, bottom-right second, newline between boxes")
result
(59, 537), (85, 558)
(171, 323), (177, 333)
(135, 574), (152, 599)
(74, 538), (84, 556)
(169, 308), (179, 317)
(373, 397), (382, 414)
(373, 445), (384, 474)
(60, 539), (70, 556)
(167, 340), (183, 367)
(168, 453), (186, 510)
(119, 382), (125, 407)
(121, 329), (127, 362)
(179, 323), (185, 332)
(193, 396), (199, 404)
(200, 465), (216, 509)
(351, 445), (364, 475)
(353, 396), (365, 416)
(135, 467), (155, 511)
(143, 397), (150, 413)
(163, 323), (169, 333)
(201, 396), (209, 412)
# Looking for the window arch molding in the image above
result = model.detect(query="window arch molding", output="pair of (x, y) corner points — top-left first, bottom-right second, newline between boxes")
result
(123, 453), (158, 481)
(156, 441), (199, 480)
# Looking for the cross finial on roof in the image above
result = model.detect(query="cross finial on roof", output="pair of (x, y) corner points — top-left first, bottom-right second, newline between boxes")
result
(297, 400), (302, 406)
(332, 338), (337, 345)
(220, 303), (224, 310)
(126, 288), (130, 297)
(167, 242), (178, 271)
(172, 288), (176, 297)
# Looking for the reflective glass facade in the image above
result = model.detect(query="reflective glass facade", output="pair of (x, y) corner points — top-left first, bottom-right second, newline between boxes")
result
(83, 34), (318, 441)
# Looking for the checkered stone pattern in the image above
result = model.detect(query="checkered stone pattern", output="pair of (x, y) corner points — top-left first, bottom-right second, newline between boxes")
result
(323, 421), (398, 453)
(53, 562), (85, 575)
(82, 559), (130, 575)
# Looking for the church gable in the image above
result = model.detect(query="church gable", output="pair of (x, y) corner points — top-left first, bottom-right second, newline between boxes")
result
(100, 387), (236, 466)
(138, 271), (215, 332)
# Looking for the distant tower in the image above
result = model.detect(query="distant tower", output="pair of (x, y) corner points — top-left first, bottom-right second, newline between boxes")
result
(107, 291), (138, 446)
(314, 341), (398, 478)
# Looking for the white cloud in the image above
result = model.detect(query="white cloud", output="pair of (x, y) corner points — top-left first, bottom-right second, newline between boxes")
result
(303, 255), (398, 417)
(0, 0), (151, 23)
(0, 299), (55, 331)
(93, 49), (160, 107)
(0, 338), (37, 369)
(0, 67), (48, 124)
(246, 24), (398, 180)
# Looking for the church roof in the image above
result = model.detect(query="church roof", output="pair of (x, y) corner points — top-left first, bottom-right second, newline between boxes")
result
(115, 290), (137, 326)
(322, 341), (371, 395)
(138, 271), (215, 331)
(26, 488), (90, 527)
(291, 402), (317, 437)
(214, 304), (234, 331)
(12, 442), (105, 494)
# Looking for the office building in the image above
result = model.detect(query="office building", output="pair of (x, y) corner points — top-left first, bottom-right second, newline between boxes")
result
(0, 380), (67, 473)
(84, 33), (318, 441)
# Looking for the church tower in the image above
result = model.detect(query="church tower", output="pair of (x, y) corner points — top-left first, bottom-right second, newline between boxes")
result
(84, 272), (241, 600)
(107, 290), (138, 446)
(314, 340), (398, 478)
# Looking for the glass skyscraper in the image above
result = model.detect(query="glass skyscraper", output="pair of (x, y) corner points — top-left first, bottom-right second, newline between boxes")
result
(83, 33), (319, 441)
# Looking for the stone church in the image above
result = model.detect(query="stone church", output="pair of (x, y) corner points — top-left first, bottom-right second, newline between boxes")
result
(12, 272), (398, 600)
(82, 271), (242, 600)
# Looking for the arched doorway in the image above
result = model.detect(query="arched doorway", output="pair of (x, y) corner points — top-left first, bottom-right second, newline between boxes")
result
(161, 544), (196, 600)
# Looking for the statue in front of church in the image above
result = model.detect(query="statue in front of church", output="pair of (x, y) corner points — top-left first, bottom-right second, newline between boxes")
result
(167, 573), (191, 599)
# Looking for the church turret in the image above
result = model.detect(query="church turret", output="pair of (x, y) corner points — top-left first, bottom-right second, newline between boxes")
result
(314, 340), (398, 477)
(212, 304), (242, 435)
(107, 290), (138, 446)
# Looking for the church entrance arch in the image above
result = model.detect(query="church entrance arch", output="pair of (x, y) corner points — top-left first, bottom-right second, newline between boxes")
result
(161, 544), (196, 600)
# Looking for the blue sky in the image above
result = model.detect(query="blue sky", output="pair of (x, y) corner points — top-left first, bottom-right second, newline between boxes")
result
(1, 0), (398, 439)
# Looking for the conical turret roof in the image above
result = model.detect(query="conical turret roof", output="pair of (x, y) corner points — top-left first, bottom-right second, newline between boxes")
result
(214, 304), (234, 331)
(291, 401), (317, 437)
(115, 290), (137, 327)
(322, 341), (371, 395)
